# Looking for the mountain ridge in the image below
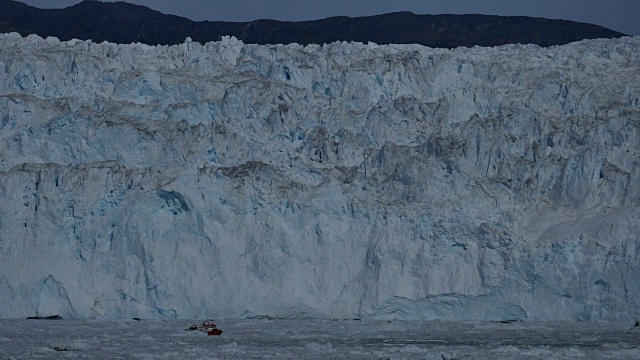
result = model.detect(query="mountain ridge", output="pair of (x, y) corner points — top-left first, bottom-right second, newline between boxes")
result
(0, 0), (627, 48)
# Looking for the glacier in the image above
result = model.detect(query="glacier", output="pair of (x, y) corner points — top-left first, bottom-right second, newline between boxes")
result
(0, 33), (639, 321)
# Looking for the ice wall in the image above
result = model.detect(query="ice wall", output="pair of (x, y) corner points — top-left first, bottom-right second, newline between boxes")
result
(1, 33), (639, 320)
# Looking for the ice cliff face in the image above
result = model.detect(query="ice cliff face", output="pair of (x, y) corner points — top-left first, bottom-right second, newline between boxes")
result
(1, 33), (639, 320)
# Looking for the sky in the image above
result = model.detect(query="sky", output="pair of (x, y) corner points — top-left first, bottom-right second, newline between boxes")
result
(20, 0), (639, 36)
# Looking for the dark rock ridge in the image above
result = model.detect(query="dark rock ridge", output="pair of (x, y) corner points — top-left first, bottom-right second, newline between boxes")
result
(0, 0), (626, 48)
(26, 315), (63, 320)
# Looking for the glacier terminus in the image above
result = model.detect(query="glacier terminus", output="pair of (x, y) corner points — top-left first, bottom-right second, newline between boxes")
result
(0, 33), (639, 321)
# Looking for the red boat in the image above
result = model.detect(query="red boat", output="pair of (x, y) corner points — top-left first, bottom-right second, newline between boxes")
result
(186, 320), (223, 336)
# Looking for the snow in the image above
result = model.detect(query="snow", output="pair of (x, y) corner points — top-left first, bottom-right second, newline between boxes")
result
(0, 33), (639, 320)
(1, 319), (639, 359)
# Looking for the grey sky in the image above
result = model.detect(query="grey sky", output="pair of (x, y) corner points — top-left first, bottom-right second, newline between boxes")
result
(20, 0), (639, 35)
